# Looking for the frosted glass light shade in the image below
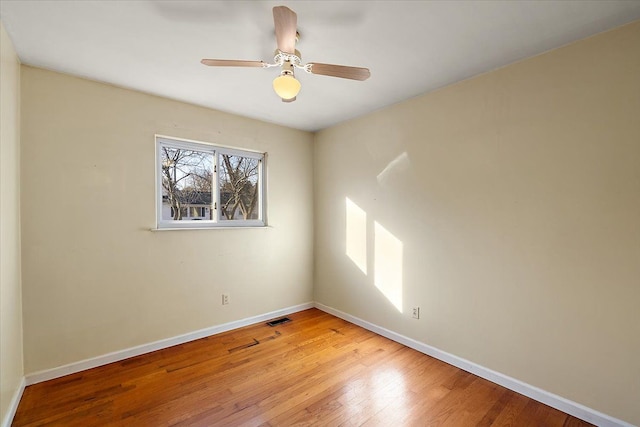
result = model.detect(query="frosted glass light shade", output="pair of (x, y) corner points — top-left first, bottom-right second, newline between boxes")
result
(273, 74), (301, 100)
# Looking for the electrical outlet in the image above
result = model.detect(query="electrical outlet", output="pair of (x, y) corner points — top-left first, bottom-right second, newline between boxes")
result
(222, 293), (230, 305)
(412, 307), (420, 319)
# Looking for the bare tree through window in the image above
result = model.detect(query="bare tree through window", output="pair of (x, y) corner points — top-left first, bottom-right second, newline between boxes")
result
(219, 154), (260, 220)
(161, 147), (213, 220)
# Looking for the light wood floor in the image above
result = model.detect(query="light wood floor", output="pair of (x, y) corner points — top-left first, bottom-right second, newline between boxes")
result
(13, 308), (593, 426)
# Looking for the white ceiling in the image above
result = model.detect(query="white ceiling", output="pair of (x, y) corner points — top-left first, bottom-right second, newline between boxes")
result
(2, 1), (639, 132)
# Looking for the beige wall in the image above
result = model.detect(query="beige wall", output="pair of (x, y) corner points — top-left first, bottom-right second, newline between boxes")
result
(314, 21), (640, 425)
(20, 67), (314, 374)
(0, 22), (24, 424)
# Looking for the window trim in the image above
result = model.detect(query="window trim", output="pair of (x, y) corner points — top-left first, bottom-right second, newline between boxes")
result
(155, 135), (267, 229)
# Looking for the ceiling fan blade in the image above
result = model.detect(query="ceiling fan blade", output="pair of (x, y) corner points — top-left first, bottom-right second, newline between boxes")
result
(308, 63), (371, 81)
(282, 96), (296, 103)
(201, 59), (265, 67)
(273, 6), (297, 54)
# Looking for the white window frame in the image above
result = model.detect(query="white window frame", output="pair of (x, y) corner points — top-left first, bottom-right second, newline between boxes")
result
(155, 135), (267, 229)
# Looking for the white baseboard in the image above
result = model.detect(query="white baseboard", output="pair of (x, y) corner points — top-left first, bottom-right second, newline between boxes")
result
(25, 302), (314, 386)
(314, 302), (634, 427)
(1, 376), (25, 427)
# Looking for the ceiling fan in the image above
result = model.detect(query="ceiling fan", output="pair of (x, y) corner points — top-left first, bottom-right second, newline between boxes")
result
(201, 5), (371, 103)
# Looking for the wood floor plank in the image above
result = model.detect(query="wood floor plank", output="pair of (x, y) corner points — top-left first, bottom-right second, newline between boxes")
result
(12, 308), (595, 427)
(270, 346), (423, 426)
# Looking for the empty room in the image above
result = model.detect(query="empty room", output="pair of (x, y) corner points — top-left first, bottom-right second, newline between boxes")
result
(1, 1), (639, 426)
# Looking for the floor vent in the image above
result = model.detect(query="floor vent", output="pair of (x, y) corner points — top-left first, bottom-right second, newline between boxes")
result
(267, 317), (291, 327)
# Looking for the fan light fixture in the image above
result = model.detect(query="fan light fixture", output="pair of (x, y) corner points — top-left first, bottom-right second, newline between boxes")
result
(201, 6), (370, 103)
(273, 72), (301, 100)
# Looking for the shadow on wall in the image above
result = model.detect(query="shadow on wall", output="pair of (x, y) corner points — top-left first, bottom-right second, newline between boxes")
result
(345, 196), (404, 313)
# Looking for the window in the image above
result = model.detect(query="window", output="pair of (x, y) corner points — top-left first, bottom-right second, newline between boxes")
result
(156, 136), (266, 228)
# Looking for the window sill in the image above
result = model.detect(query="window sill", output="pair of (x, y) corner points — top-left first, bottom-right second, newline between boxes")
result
(150, 226), (271, 232)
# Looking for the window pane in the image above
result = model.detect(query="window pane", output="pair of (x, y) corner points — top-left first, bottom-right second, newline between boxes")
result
(218, 154), (260, 221)
(160, 147), (213, 221)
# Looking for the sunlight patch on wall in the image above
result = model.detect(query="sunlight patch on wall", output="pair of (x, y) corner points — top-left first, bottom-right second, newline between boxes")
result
(346, 197), (367, 274)
(374, 221), (403, 312)
(377, 152), (410, 187)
